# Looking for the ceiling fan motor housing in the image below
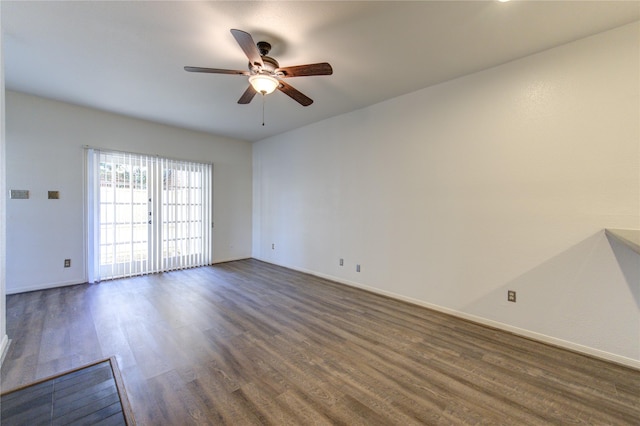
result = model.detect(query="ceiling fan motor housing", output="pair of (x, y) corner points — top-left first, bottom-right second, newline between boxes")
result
(260, 56), (279, 73)
(248, 41), (279, 74)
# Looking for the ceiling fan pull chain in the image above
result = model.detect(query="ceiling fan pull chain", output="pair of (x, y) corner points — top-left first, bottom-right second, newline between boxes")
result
(262, 93), (266, 126)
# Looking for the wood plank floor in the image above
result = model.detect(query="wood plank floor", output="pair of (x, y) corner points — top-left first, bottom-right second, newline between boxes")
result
(2, 259), (639, 425)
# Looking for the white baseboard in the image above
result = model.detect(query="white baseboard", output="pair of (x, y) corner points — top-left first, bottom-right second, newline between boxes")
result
(5, 259), (253, 295)
(254, 257), (640, 371)
(6, 279), (87, 295)
(7, 258), (638, 370)
(212, 256), (252, 264)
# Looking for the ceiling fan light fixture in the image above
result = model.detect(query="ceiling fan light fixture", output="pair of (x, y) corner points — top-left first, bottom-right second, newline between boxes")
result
(249, 74), (279, 94)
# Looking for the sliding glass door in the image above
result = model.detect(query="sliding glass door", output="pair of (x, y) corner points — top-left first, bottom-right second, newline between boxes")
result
(87, 149), (212, 283)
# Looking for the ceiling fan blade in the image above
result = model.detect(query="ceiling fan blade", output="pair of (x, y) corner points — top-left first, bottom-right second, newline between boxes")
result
(230, 29), (264, 68)
(277, 80), (313, 106)
(277, 62), (333, 78)
(238, 85), (257, 104)
(184, 66), (249, 75)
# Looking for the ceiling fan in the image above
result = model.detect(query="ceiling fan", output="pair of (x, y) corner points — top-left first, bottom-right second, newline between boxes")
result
(185, 29), (333, 107)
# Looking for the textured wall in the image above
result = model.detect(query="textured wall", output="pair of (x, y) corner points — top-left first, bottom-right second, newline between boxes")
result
(252, 23), (640, 366)
(5, 92), (253, 293)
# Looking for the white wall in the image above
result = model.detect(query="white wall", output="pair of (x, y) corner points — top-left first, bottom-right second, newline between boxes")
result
(0, 3), (9, 362)
(6, 91), (252, 294)
(253, 22), (640, 367)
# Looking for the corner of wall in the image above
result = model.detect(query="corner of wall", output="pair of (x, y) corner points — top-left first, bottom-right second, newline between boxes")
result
(0, 2), (9, 366)
(250, 23), (640, 367)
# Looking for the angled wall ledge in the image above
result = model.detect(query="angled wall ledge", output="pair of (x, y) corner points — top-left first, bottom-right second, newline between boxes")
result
(605, 229), (640, 254)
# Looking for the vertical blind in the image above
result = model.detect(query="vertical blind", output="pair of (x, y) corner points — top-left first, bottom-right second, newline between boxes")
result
(87, 148), (212, 283)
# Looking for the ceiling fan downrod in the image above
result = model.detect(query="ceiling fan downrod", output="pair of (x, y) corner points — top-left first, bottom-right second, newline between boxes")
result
(262, 93), (266, 127)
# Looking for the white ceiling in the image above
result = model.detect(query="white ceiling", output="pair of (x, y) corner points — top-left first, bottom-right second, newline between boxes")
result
(2, 1), (639, 142)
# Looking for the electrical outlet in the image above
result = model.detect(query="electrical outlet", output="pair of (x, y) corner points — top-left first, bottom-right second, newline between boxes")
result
(64, 259), (71, 268)
(507, 290), (516, 303)
(339, 258), (344, 266)
(271, 243), (275, 250)
(356, 264), (361, 272)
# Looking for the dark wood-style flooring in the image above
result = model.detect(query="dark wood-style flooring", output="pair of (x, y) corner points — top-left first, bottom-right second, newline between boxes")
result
(2, 259), (639, 425)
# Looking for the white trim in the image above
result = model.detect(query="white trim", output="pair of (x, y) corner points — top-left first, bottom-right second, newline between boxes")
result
(6, 279), (87, 295)
(5, 258), (252, 294)
(254, 257), (640, 371)
(7, 256), (638, 370)
(212, 256), (252, 264)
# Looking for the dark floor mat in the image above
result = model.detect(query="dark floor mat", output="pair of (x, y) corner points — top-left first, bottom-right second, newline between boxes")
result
(1, 357), (135, 425)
